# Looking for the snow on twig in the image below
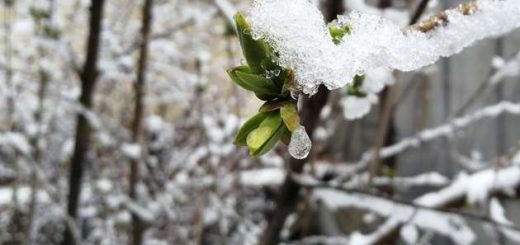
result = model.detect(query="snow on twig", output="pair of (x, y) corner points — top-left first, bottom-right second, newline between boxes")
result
(248, 0), (520, 94)
(337, 101), (520, 176)
(490, 51), (520, 85)
(489, 198), (520, 243)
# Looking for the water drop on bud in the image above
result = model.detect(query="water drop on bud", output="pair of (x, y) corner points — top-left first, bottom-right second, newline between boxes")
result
(288, 126), (311, 159)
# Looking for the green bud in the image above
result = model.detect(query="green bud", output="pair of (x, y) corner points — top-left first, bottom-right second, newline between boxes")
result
(234, 13), (276, 74)
(252, 124), (288, 157)
(234, 111), (271, 146)
(235, 70), (279, 93)
(246, 111), (284, 157)
(353, 74), (365, 88)
(328, 23), (352, 45)
(347, 74), (367, 97)
(227, 66), (279, 94)
(280, 103), (300, 132)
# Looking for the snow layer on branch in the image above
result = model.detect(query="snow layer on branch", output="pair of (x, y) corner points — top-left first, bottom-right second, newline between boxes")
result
(240, 168), (285, 187)
(490, 51), (520, 84)
(248, 0), (520, 94)
(0, 186), (50, 205)
(0, 132), (32, 155)
(314, 189), (475, 245)
(489, 198), (520, 242)
(416, 164), (520, 206)
(121, 143), (141, 160)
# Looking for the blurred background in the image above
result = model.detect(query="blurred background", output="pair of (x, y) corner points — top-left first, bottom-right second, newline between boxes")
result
(1, 0), (520, 244)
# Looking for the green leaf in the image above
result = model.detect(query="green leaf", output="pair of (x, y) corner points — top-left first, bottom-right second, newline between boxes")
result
(280, 103), (300, 132)
(252, 124), (287, 157)
(234, 13), (276, 74)
(227, 65), (255, 90)
(255, 92), (280, 101)
(233, 111), (271, 146)
(235, 71), (279, 94)
(246, 111), (283, 156)
(227, 66), (280, 94)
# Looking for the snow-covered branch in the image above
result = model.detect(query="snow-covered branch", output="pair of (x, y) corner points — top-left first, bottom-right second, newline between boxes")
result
(313, 151), (520, 245)
(342, 101), (520, 175)
(294, 153), (520, 244)
(247, 0), (520, 94)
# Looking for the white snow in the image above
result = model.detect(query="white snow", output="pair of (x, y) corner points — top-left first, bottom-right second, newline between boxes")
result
(259, 153), (285, 167)
(240, 168), (285, 187)
(121, 143), (142, 160)
(0, 186), (50, 205)
(377, 101), (520, 164)
(248, 0), (520, 94)
(341, 94), (377, 120)
(373, 172), (449, 187)
(490, 51), (520, 84)
(489, 198), (520, 242)
(0, 132), (32, 155)
(314, 189), (475, 245)
(400, 225), (419, 245)
(416, 165), (520, 206)
(95, 179), (113, 193)
(145, 115), (165, 134)
(124, 200), (155, 224)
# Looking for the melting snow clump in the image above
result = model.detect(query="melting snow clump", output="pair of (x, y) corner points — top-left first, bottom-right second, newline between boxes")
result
(248, 0), (520, 95)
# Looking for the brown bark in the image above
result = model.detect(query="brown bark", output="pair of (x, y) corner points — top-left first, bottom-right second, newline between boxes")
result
(62, 0), (105, 244)
(129, 0), (154, 244)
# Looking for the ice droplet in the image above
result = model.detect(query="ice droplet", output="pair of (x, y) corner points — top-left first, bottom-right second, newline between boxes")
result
(288, 126), (311, 159)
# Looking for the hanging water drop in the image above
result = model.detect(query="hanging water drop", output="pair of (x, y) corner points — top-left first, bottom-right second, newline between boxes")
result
(288, 126), (311, 159)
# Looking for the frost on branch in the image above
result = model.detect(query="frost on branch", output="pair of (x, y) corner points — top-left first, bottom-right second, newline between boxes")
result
(248, 0), (520, 95)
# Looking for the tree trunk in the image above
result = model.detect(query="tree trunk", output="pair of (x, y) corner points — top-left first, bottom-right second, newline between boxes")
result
(260, 2), (344, 244)
(62, 0), (105, 244)
(129, 0), (154, 244)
